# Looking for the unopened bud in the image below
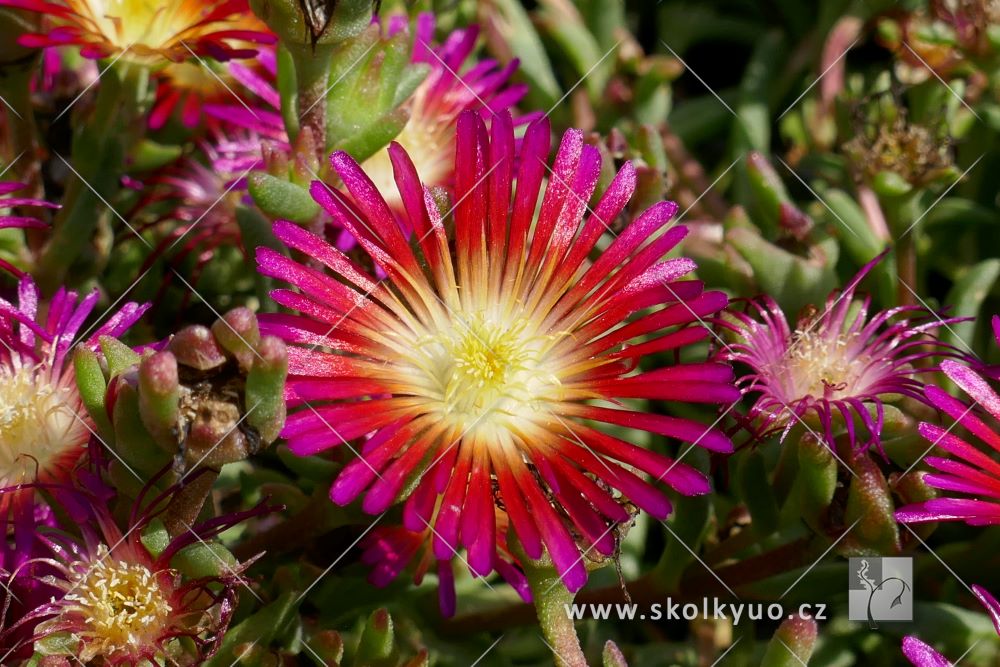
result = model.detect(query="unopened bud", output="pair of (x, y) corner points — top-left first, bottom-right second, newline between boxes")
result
(170, 325), (228, 370)
(138, 351), (180, 449)
(761, 615), (818, 667)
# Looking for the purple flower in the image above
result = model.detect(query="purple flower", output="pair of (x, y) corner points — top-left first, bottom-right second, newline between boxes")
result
(255, 110), (737, 595)
(723, 253), (960, 451)
(0, 274), (148, 510)
(0, 470), (273, 663)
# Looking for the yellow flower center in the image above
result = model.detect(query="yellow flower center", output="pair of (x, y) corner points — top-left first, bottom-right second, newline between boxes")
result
(409, 314), (561, 431)
(0, 365), (86, 484)
(63, 0), (247, 60)
(62, 546), (174, 661)
(451, 319), (532, 396)
(73, 1), (196, 47)
(786, 329), (867, 399)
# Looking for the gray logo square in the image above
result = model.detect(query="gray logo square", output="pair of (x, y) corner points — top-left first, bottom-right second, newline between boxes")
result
(848, 557), (913, 626)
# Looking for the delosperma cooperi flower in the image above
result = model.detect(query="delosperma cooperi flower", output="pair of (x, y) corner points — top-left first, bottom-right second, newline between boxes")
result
(1, 0), (274, 62)
(0, 274), (147, 510)
(0, 472), (273, 663)
(723, 253), (960, 452)
(255, 110), (739, 593)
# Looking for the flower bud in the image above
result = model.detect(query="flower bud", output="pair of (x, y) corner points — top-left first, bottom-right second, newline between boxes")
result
(169, 325), (227, 371)
(212, 306), (261, 370)
(761, 615), (818, 667)
(603, 640), (630, 667)
(356, 608), (395, 663)
(137, 351), (180, 450)
(842, 455), (901, 555)
(246, 335), (289, 444)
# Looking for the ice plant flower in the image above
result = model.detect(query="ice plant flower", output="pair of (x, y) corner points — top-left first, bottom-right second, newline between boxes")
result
(0, 472), (271, 662)
(0, 274), (148, 507)
(207, 13), (528, 206)
(1, 0), (273, 62)
(723, 254), (958, 451)
(896, 316), (1000, 525)
(256, 110), (739, 592)
(901, 585), (1000, 666)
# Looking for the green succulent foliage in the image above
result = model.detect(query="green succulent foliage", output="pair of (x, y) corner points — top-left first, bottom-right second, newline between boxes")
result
(322, 24), (430, 162)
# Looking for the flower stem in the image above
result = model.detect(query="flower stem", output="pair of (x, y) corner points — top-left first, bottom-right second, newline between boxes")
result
(882, 191), (921, 308)
(525, 563), (588, 667)
(286, 42), (334, 153)
(35, 61), (149, 293)
(896, 230), (917, 307)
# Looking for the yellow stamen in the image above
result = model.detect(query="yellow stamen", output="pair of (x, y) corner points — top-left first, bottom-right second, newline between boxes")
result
(0, 365), (86, 484)
(786, 329), (868, 399)
(408, 313), (561, 432)
(61, 546), (174, 662)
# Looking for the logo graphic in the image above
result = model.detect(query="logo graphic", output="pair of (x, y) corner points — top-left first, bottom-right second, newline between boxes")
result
(848, 557), (913, 627)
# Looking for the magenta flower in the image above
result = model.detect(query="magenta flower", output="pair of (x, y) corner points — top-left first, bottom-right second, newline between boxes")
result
(723, 254), (959, 451)
(0, 471), (271, 663)
(902, 585), (1000, 666)
(0, 273), (148, 512)
(896, 316), (1000, 525)
(207, 13), (529, 204)
(1, 0), (273, 63)
(256, 110), (738, 593)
